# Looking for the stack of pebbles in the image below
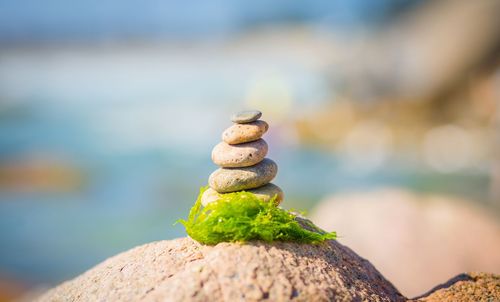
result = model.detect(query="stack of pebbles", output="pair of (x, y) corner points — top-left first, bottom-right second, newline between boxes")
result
(201, 110), (283, 206)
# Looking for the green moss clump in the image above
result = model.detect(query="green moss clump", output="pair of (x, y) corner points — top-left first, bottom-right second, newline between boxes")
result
(177, 187), (336, 245)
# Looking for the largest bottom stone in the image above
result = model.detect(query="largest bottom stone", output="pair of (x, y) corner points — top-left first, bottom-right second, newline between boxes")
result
(201, 183), (284, 206)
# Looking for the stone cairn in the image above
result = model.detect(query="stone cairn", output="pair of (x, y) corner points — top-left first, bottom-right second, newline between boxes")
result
(201, 110), (284, 206)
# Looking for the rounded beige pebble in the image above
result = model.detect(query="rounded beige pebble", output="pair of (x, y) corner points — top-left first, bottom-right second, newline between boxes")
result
(222, 120), (269, 145)
(247, 183), (284, 205)
(201, 183), (284, 207)
(211, 139), (267, 168)
(200, 188), (222, 206)
(209, 158), (278, 193)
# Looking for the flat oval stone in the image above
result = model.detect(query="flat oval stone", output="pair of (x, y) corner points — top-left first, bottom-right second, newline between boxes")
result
(211, 139), (267, 168)
(222, 120), (269, 145)
(200, 187), (221, 206)
(209, 158), (278, 193)
(201, 183), (284, 206)
(247, 183), (284, 205)
(231, 110), (262, 124)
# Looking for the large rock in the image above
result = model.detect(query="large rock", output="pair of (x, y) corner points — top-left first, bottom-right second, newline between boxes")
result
(37, 237), (405, 302)
(310, 189), (500, 297)
(414, 272), (500, 301)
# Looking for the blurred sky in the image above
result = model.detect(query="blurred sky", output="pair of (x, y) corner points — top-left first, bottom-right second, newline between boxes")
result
(1, 0), (499, 295)
(0, 0), (419, 41)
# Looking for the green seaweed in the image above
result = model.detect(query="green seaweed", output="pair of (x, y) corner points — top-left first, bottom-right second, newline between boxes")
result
(176, 186), (336, 245)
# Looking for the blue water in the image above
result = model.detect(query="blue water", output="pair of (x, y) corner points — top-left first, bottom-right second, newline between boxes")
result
(0, 0), (422, 42)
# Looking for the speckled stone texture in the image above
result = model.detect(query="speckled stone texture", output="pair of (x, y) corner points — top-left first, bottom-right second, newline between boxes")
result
(209, 158), (278, 193)
(222, 120), (269, 145)
(211, 139), (268, 168)
(414, 272), (500, 302)
(201, 183), (284, 206)
(37, 237), (405, 302)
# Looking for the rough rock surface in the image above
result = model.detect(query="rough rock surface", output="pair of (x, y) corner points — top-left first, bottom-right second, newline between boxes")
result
(413, 272), (500, 302)
(310, 189), (500, 297)
(37, 237), (405, 302)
